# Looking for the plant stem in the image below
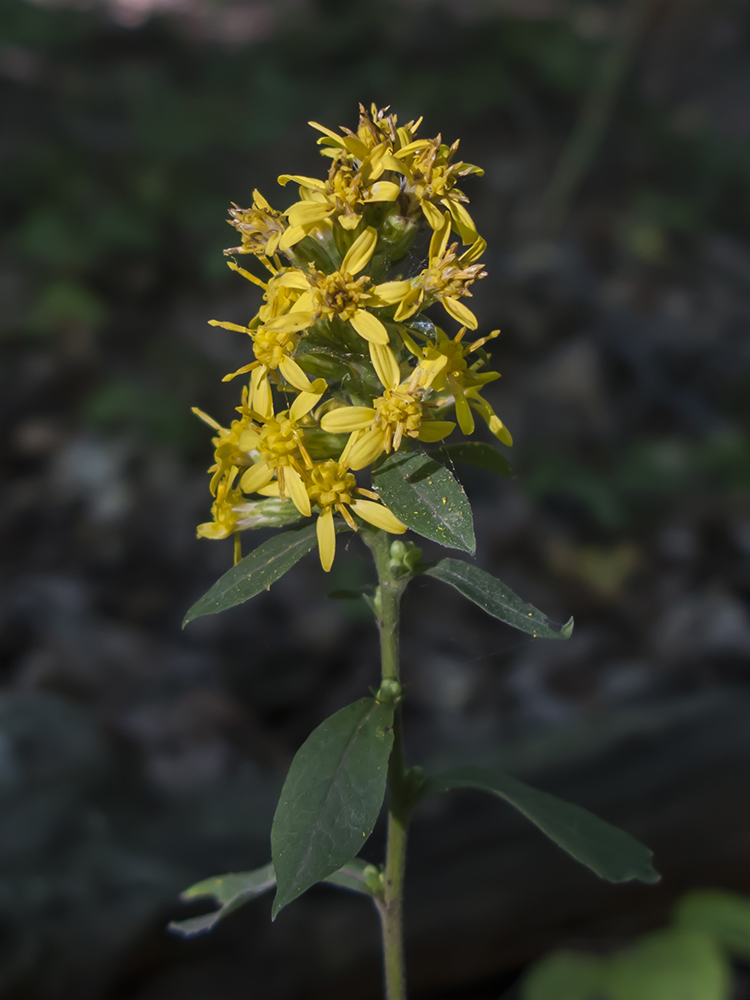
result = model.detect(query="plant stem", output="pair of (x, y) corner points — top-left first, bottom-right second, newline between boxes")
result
(366, 529), (410, 1000)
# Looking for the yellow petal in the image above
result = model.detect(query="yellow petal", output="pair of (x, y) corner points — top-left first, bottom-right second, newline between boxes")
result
(278, 225), (306, 251)
(191, 407), (223, 431)
(468, 395), (514, 447)
(263, 312), (312, 334)
(377, 154), (405, 173)
(415, 353), (449, 388)
(221, 361), (258, 383)
(251, 370), (273, 418)
(341, 226), (378, 276)
(350, 309), (388, 344)
(240, 461), (274, 494)
(452, 382), (475, 434)
(421, 199), (445, 230)
(488, 414), (513, 447)
(252, 189), (271, 210)
(273, 271), (310, 290)
(340, 135), (369, 160)
(308, 121), (343, 142)
(256, 482), (280, 496)
(364, 181), (400, 202)
(347, 428), (386, 470)
(429, 212), (451, 262)
(197, 521), (232, 540)
(316, 506), (336, 572)
(238, 428), (260, 450)
(278, 355), (313, 391)
(349, 500), (406, 534)
(338, 213), (362, 231)
(226, 261), (268, 288)
(393, 288), (423, 322)
(369, 341), (400, 391)
(290, 291), (315, 313)
(373, 280), (412, 305)
(417, 421), (456, 442)
(209, 319), (252, 334)
(290, 389), (324, 421)
(395, 138), (431, 157)
(286, 201), (334, 228)
(444, 198), (478, 243)
(284, 465), (311, 517)
(320, 406), (375, 433)
(458, 236), (486, 266)
(398, 326), (421, 356)
(277, 174), (326, 191)
(442, 297), (478, 330)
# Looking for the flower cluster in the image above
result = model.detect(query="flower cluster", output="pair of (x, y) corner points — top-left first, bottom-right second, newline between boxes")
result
(195, 105), (512, 571)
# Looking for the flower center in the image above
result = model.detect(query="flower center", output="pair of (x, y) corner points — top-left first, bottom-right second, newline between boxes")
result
(252, 327), (295, 369)
(310, 270), (371, 322)
(374, 385), (423, 440)
(258, 414), (302, 467)
(306, 460), (356, 510)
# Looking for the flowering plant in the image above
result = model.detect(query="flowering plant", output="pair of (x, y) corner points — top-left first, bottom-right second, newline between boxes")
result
(170, 106), (658, 999)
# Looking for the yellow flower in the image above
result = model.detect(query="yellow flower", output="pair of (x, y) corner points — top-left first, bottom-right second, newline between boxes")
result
(243, 454), (406, 571)
(209, 264), (327, 416)
(279, 151), (401, 237)
(224, 191), (289, 257)
(411, 327), (512, 444)
(320, 354), (456, 471)
(395, 136), (483, 243)
(305, 460), (406, 571)
(394, 213), (487, 330)
(197, 467), (243, 540)
(273, 227), (409, 377)
(235, 401), (316, 519)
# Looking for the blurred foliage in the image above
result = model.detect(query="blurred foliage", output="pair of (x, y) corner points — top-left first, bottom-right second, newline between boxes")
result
(523, 888), (750, 1000)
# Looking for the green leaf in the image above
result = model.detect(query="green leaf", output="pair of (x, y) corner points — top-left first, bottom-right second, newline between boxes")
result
(425, 558), (573, 639)
(184, 523), (341, 626)
(674, 889), (750, 960)
(523, 950), (608, 1000)
(324, 857), (380, 898)
(168, 857), (378, 938)
(432, 441), (514, 478)
(424, 766), (659, 884)
(607, 929), (730, 1000)
(271, 698), (394, 918)
(168, 864), (276, 938)
(372, 451), (475, 553)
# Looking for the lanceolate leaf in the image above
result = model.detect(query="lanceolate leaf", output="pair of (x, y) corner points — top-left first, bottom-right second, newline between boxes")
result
(271, 698), (394, 918)
(184, 523), (346, 626)
(425, 558), (573, 639)
(168, 864), (276, 938)
(425, 766), (659, 885)
(168, 857), (378, 938)
(372, 451), (475, 554)
(432, 441), (513, 478)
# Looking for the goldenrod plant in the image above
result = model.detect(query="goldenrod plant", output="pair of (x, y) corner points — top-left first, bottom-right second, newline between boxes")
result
(170, 105), (659, 999)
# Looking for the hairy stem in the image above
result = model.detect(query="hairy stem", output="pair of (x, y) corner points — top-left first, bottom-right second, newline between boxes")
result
(366, 529), (409, 1000)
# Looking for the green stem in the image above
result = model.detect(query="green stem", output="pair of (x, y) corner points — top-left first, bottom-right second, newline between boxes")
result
(365, 529), (410, 1000)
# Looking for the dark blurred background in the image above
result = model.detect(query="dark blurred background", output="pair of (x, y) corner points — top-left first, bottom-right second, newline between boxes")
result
(2, 0), (750, 997)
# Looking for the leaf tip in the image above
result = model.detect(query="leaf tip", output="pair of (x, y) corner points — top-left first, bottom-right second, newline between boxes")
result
(561, 616), (574, 639)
